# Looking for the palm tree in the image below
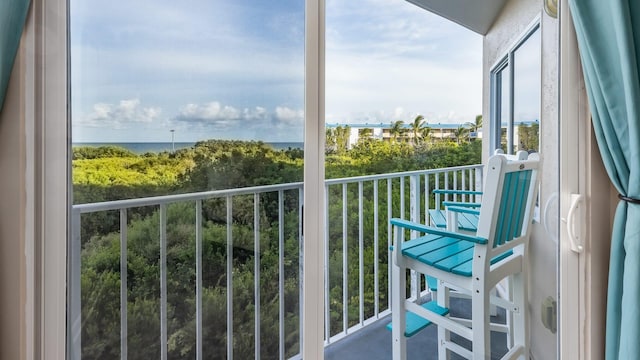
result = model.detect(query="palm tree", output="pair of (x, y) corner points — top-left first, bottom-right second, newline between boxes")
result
(389, 120), (405, 143)
(453, 126), (469, 145)
(420, 126), (432, 145)
(410, 115), (425, 145)
(335, 125), (351, 152)
(465, 114), (483, 133)
(325, 128), (336, 152)
(359, 128), (374, 143)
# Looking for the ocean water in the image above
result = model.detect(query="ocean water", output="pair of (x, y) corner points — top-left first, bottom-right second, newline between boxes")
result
(73, 142), (304, 154)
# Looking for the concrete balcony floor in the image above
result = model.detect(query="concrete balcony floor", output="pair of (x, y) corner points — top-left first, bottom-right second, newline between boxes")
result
(325, 297), (509, 360)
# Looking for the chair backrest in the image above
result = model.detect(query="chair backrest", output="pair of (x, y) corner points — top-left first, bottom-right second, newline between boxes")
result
(475, 151), (540, 253)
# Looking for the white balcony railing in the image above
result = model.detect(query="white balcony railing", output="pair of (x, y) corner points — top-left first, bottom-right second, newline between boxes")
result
(69, 164), (483, 360)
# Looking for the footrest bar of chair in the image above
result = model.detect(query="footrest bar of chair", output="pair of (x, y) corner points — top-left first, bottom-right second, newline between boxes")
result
(500, 344), (525, 360)
(386, 301), (449, 337)
(406, 301), (474, 340)
(447, 316), (510, 334)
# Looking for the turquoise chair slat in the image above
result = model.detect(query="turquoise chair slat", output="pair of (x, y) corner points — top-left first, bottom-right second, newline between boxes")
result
(502, 172), (520, 245)
(385, 301), (450, 337)
(432, 247), (475, 272)
(428, 209), (447, 228)
(458, 213), (478, 231)
(450, 259), (473, 276)
(504, 170), (532, 243)
(442, 201), (481, 208)
(402, 236), (458, 260)
(416, 240), (475, 266)
(449, 250), (515, 277)
(447, 206), (481, 215)
(494, 172), (512, 247)
(491, 249), (514, 264)
(389, 233), (443, 252)
(494, 170), (533, 248)
(512, 170), (532, 239)
(426, 275), (438, 291)
(433, 189), (482, 195)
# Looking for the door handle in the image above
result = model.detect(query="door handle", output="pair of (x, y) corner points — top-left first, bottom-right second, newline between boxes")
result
(565, 193), (584, 253)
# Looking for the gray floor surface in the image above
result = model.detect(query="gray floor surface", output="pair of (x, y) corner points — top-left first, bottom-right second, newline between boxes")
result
(325, 297), (508, 360)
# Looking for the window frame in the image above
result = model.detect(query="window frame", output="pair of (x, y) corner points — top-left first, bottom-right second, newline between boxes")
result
(490, 19), (541, 155)
(19, 0), (68, 357)
(24, 0), (326, 358)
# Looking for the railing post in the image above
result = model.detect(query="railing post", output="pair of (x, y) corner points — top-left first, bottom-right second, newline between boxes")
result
(159, 204), (168, 360)
(254, 194), (261, 359)
(342, 184), (348, 334)
(387, 179), (392, 312)
(195, 200), (203, 360)
(278, 191), (285, 360)
(324, 185), (330, 345)
(120, 209), (128, 360)
(358, 182), (364, 326)
(69, 208), (82, 360)
(424, 174), (431, 225)
(373, 179), (379, 318)
(409, 175), (420, 300)
(226, 196), (234, 360)
(434, 173), (441, 211)
(475, 166), (483, 202)
(298, 187), (304, 355)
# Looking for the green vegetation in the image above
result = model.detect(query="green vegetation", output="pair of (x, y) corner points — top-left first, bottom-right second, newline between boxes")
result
(517, 122), (540, 152)
(73, 138), (481, 359)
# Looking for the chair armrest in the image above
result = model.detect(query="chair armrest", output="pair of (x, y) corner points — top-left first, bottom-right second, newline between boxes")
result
(390, 218), (487, 245)
(433, 189), (483, 195)
(445, 206), (480, 216)
(442, 201), (481, 208)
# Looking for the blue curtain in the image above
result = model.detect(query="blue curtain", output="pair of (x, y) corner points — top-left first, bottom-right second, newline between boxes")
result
(569, 1), (640, 358)
(0, 0), (31, 112)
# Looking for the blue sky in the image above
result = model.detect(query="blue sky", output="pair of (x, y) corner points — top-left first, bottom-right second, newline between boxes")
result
(71, 0), (482, 143)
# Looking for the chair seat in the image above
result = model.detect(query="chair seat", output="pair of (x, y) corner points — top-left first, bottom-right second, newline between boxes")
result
(428, 209), (478, 232)
(401, 234), (512, 277)
(386, 301), (450, 337)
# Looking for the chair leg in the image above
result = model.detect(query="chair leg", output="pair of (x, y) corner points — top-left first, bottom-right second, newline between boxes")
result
(392, 261), (407, 360)
(506, 276), (514, 349)
(471, 283), (491, 359)
(437, 280), (450, 360)
(512, 270), (529, 358)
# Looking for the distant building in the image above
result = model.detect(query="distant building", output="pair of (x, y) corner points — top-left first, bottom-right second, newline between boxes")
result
(325, 122), (484, 148)
(326, 120), (539, 149)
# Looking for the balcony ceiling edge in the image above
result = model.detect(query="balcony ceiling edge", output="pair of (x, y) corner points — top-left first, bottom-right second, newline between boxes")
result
(405, 0), (507, 35)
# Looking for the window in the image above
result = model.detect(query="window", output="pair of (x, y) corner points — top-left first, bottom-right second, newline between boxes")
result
(490, 23), (541, 154)
(69, 1), (311, 359)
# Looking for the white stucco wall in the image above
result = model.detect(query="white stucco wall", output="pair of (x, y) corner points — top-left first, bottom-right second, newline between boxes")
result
(483, 1), (560, 359)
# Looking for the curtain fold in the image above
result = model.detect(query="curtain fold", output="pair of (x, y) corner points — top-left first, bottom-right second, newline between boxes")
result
(568, 1), (640, 359)
(0, 0), (31, 113)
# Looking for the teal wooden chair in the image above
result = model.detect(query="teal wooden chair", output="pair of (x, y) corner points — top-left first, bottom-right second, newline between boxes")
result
(391, 152), (540, 359)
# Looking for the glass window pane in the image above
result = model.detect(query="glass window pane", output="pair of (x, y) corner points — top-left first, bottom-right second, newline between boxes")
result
(499, 65), (510, 153)
(324, 0), (482, 355)
(513, 29), (541, 153)
(71, 1), (305, 358)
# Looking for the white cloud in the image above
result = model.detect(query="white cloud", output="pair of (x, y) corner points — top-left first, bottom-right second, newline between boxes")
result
(174, 101), (303, 130)
(179, 102), (241, 122)
(274, 106), (304, 126)
(77, 98), (161, 128)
